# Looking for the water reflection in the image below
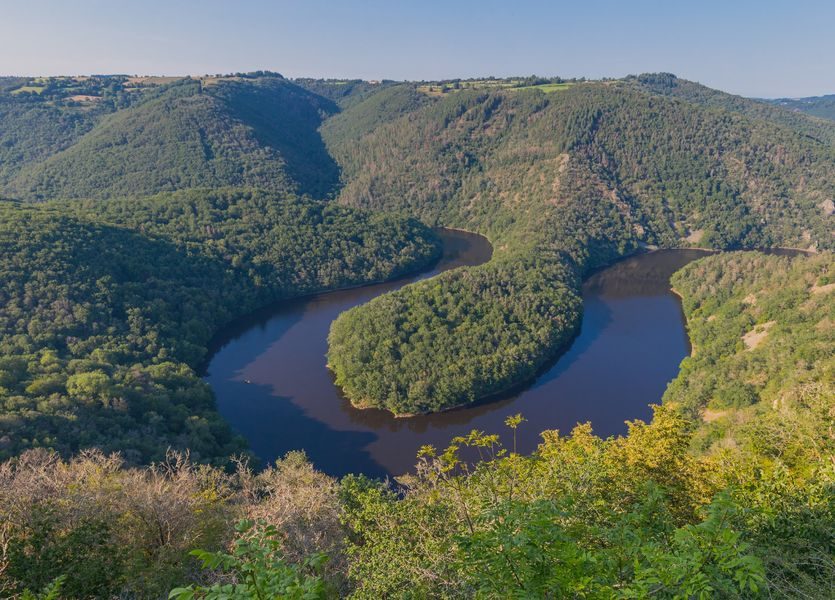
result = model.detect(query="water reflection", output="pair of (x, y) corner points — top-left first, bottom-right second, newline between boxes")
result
(206, 238), (712, 477)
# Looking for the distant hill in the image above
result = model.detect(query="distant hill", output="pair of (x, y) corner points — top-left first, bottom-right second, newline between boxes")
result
(292, 78), (397, 109)
(626, 73), (835, 145)
(328, 75), (835, 252)
(324, 74), (835, 414)
(320, 84), (430, 149)
(769, 94), (835, 122)
(1, 75), (340, 201)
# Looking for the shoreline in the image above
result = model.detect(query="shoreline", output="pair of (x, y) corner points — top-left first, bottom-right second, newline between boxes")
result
(669, 286), (696, 358)
(340, 243), (810, 419)
(198, 238), (444, 375)
(200, 227), (494, 375)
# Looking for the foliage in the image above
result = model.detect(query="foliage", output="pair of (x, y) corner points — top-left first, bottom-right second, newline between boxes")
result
(0, 449), (344, 598)
(169, 520), (328, 600)
(1, 75), (340, 201)
(0, 189), (439, 462)
(325, 77), (833, 414)
(339, 407), (771, 598)
(20, 576), (65, 600)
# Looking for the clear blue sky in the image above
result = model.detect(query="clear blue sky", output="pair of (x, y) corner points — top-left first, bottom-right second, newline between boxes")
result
(1, 0), (833, 98)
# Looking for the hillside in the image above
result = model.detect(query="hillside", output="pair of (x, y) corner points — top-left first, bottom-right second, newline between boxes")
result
(627, 73), (835, 145)
(2, 75), (341, 201)
(770, 94), (835, 122)
(0, 75), (178, 190)
(0, 190), (439, 462)
(665, 251), (834, 462)
(329, 78), (835, 248)
(325, 78), (835, 414)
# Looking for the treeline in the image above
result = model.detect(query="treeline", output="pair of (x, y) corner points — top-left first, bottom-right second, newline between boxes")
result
(0, 189), (440, 463)
(628, 73), (835, 146)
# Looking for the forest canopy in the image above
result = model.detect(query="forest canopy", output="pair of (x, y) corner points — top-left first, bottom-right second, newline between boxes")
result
(324, 77), (834, 414)
(0, 72), (833, 597)
(0, 189), (439, 463)
(2, 251), (832, 598)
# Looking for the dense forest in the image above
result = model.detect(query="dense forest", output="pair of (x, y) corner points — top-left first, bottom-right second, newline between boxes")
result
(2, 251), (831, 598)
(324, 76), (835, 414)
(0, 72), (833, 597)
(329, 253), (583, 413)
(0, 189), (439, 463)
(628, 73), (835, 145)
(0, 74), (341, 200)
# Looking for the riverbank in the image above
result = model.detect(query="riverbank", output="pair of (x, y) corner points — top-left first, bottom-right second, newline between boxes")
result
(207, 246), (699, 476)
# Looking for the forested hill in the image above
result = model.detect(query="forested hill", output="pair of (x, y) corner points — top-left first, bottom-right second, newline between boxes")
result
(0, 189), (439, 462)
(3, 71), (831, 417)
(0, 74), (341, 201)
(325, 76), (835, 414)
(328, 77), (835, 250)
(627, 72), (835, 145)
(769, 93), (835, 122)
(5, 71), (833, 208)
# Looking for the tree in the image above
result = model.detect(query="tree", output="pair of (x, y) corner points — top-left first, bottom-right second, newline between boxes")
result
(169, 520), (328, 600)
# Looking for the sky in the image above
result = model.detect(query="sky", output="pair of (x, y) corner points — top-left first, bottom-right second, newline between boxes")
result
(1, 0), (833, 98)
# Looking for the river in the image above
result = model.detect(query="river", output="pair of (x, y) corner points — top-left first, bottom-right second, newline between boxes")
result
(205, 230), (708, 478)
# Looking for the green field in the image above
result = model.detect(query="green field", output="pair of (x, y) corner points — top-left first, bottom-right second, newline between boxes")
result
(417, 78), (575, 96)
(519, 81), (574, 92)
(10, 85), (45, 95)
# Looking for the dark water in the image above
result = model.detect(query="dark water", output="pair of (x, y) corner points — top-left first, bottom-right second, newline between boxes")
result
(205, 232), (708, 478)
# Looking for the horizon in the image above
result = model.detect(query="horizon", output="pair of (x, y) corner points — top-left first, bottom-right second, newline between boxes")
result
(2, 0), (835, 99)
(1, 71), (831, 102)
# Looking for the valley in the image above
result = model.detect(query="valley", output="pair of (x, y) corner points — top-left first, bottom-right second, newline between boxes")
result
(208, 240), (703, 477)
(0, 70), (832, 598)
